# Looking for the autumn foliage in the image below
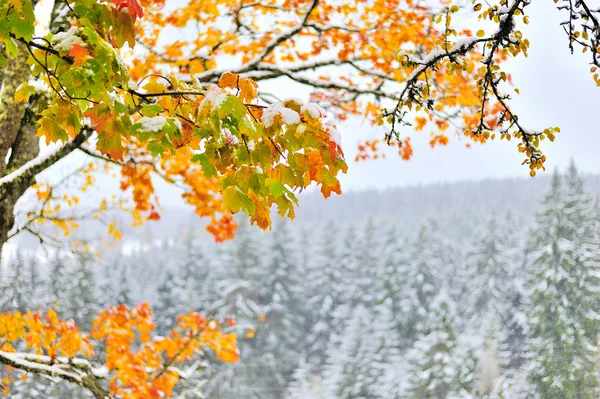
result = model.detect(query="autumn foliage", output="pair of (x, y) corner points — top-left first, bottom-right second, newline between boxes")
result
(4, 0), (593, 248)
(0, 303), (238, 398)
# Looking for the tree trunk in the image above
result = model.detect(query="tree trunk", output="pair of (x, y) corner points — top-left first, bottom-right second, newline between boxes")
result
(0, 40), (38, 260)
(0, 0), (76, 260)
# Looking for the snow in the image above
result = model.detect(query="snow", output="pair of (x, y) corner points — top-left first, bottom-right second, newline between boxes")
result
(0, 140), (67, 188)
(51, 27), (86, 52)
(173, 117), (182, 131)
(199, 84), (227, 110)
(262, 102), (301, 129)
(283, 97), (304, 105)
(223, 129), (239, 145)
(92, 365), (109, 378)
(327, 126), (342, 147)
(138, 116), (167, 132)
(300, 103), (323, 119)
(128, 80), (139, 90)
(0, 351), (83, 382)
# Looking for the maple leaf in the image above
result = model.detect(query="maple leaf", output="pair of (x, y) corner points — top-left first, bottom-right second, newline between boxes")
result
(112, 0), (144, 21)
(218, 72), (238, 89)
(238, 78), (258, 102)
(84, 106), (126, 161)
(68, 44), (90, 64)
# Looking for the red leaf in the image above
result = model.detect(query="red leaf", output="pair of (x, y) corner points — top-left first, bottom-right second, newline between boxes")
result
(112, 0), (144, 21)
(68, 44), (90, 64)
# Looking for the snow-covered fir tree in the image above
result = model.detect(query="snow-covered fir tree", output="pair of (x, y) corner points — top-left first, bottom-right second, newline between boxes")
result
(375, 225), (407, 338)
(323, 301), (399, 399)
(153, 269), (185, 334)
(527, 166), (600, 398)
(304, 221), (344, 372)
(1, 250), (32, 312)
(64, 252), (98, 329)
(399, 220), (450, 344)
(405, 289), (466, 398)
(286, 358), (322, 399)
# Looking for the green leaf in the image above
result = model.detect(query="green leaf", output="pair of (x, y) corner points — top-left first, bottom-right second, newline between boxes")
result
(140, 104), (163, 117)
(191, 153), (218, 177)
(265, 178), (285, 198)
(235, 187), (255, 214)
(223, 186), (241, 212)
(147, 141), (163, 157)
(218, 96), (247, 121)
(4, 37), (18, 58)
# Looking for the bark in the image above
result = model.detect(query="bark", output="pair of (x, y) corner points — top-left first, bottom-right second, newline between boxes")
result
(0, 0), (77, 258)
(0, 40), (37, 257)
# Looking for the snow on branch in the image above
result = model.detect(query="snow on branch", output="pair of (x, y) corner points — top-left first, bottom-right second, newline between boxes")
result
(0, 350), (110, 399)
(0, 129), (91, 190)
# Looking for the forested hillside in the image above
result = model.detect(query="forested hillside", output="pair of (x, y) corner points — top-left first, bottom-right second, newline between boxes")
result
(2, 163), (600, 398)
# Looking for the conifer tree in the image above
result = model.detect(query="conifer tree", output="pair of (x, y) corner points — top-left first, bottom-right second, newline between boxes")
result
(465, 217), (511, 323)
(500, 212), (529, 372)
(323, 302), (399, 399)
(376, 225), (408, 338)
(154, 269), (184, 334)
(256, 221), (304, 391)
(527, 167), (600, 398)
(1, 250), (31, 312)
(406, 290), (464, 398)
(65, 253), (99, 329)
(399, 220), (449, 343)
(305, 221), (344, 372)
(178, 227), (212, 313)
(286, 358), (321, 399)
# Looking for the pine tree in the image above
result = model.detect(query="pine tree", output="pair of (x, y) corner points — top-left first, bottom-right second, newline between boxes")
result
(399, 220), (450, 343)
(500, 212), (529, 372)
(406, 290), (464, 398)
(212, 219), (263, 322)
(255, 221), (304, 393)
(376, 225), (408, 340)
(323, 302), (399, 399)
(154, 269), (184, 334)
(177, 226), (212, 313)
(258, 221), (303, 341)
(286, 358), (321, 399)
(114, 259), (133, 306)
(205, 218), (277, 399)
(465, 216), (511, 323)
(45, 251), (69, 316)
(65, 252), (99, 329)
(353, 218), (380, 308)
(305, 221), (344, 372)
(527, 166), (600, 398)
(1, 250), (32, 312)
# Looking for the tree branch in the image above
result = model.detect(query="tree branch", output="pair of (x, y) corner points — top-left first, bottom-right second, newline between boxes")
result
(0, 351), (110, 399)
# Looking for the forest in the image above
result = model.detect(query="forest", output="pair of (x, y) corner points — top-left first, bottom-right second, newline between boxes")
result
(3, 162), (600, 398)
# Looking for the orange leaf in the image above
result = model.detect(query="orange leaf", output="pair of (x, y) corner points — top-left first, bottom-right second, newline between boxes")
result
(68, 44), (90, 64)
(218, 72), (238, 89)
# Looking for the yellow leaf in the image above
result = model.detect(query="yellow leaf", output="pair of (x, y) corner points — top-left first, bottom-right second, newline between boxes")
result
(219, 72), (238, 89)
